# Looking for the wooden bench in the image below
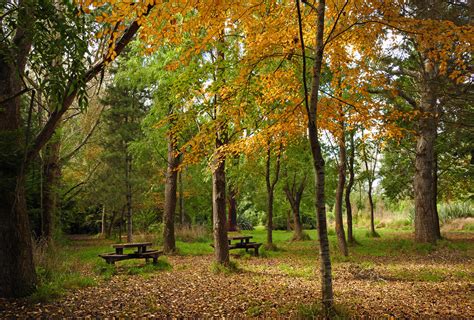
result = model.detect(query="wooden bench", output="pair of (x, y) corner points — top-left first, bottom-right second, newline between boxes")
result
(210, 235), (262, 256)
(99, 242), (162, 265)
(230, 242), (262, 256)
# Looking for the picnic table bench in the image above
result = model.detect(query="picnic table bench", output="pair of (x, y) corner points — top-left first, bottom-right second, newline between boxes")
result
(99, 242), (162, 265)
(211, 235), (262, 256)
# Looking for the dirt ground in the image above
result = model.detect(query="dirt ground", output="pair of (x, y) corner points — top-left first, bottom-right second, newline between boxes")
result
(0, 233), (473, 318)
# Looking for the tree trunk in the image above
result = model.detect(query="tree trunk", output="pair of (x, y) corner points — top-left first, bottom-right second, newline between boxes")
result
(414, 80), (438, 244)
(362, 143), (377, 237)
(286, 209), (293, 231)
(297, 0), (333, 312)
(433, 150), (441, 239)
(101, 204), (106, 236)
(163, 135), (179, 253)
(212, 151), (229, 265)
(335, 131), (348, 256)
(125, 151), (133, 242)
(284, 173), (306, 241)
(227, 184), (238, 231)
(41, 133), (61, 242)
(345, 132), (355, 244)
(266, 190), (274, 245)
(0, 3), (37, 296)
(178, 170), (185, 226)
(367, 183), (376, 236)
(265, 144), (281, 247)
(106, 209), (116, 238)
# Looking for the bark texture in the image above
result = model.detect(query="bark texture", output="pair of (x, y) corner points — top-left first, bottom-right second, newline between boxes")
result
(296, 0), (334, 311)
(0, 1), (37, 297)
(345, 132), (356, 244)
(414, 74), (438, 243)
(163, 135), (179, 253)
(335, 132), (348, 256)
(41, 133), (61, 241)
(212, 151), (229, 265)
(125, 151), (133, 242)
(227, 184), (238, 231)
(265, 144), (281, 247)
(284, 173), (306, 241)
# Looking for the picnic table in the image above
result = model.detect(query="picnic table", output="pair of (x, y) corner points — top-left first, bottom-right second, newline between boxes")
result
(99, 242), (162, 265)
(227, 235), (262, 256)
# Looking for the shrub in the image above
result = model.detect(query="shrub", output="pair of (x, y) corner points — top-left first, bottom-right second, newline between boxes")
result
(438, 202), (474, 223)
(175, 225), (211, 242)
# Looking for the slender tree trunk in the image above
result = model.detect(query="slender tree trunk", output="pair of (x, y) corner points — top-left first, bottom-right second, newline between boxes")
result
(265, 144), (281, 247)
(362, 144), (377, 237)
(266, 190), (274, 244)
(433, 150), (441, 239)
(178, 170), (185, 226)
(101, 204), (106, 236)
(106, 209), (116, 238)
(335, 131), (348, 256)
(296, 0), (333, 312)
(125, 151), (133, 242)
(41, 133), (61, 242)
(0, 3), (37, 296)
(227, 184), (238, 231)
(284, 173), (306, 241)
(345, 132), (355, 244)
(163, 134), (179, 253)
(286, 209), (293, 231)
(367, 182), (376, 235)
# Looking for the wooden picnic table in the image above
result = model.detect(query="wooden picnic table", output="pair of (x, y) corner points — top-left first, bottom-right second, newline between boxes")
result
(228, 235), (253, 245)
(100, 242), (161, 265)
(112, 242), (152, 254)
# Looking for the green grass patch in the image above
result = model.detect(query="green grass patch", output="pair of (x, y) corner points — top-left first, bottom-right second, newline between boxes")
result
(278, 263), (313, 278)
(297, 302), (351, 319)
(125, 259), (172, 275)
(210, 260), (240, 274)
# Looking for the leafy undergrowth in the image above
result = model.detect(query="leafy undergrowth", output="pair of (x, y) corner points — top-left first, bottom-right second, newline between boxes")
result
(0, 229), (473, 318)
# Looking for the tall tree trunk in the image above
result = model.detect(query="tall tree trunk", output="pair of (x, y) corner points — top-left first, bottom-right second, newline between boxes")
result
(227, 184), (238, 231)
(296, 0), (333, 312)
(265, 143), (281, 247)
(41, 132), (61, 242)
(362, 143), (378, 237)
(125, 152), (133, 242)
(367, 182), (376, 235)
(284, 173), (306, 241)
(414, 78), (438, 244)
(212, 150), (229, 265)
(163, 134), (179, 253)
(212, 31), (229, 266)
(101, 204), (106, 236)
(0, 2), (37, 297)
(286, 209), (293, 231)
(106, 209), (117, 238)
(335, 132), (348, 256)
(433, 150), (441, 239)
(345, 132), (355, 244)
(178, 170), (185, 226)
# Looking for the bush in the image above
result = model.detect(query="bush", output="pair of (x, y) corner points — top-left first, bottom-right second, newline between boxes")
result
(175, 225), (211, 242)
(438, 202), (474, 223)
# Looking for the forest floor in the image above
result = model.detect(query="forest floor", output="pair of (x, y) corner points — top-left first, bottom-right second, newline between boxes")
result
(0, 228), (473, 318)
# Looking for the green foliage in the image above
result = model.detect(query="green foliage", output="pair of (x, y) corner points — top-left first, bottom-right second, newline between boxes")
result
(438, 202), (474, 223)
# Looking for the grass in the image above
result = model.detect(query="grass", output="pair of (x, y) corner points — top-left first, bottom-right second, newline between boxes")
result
(210, 260), (240, 274)
(297, 303), (351, 319)
(28, 224), (473, 304)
